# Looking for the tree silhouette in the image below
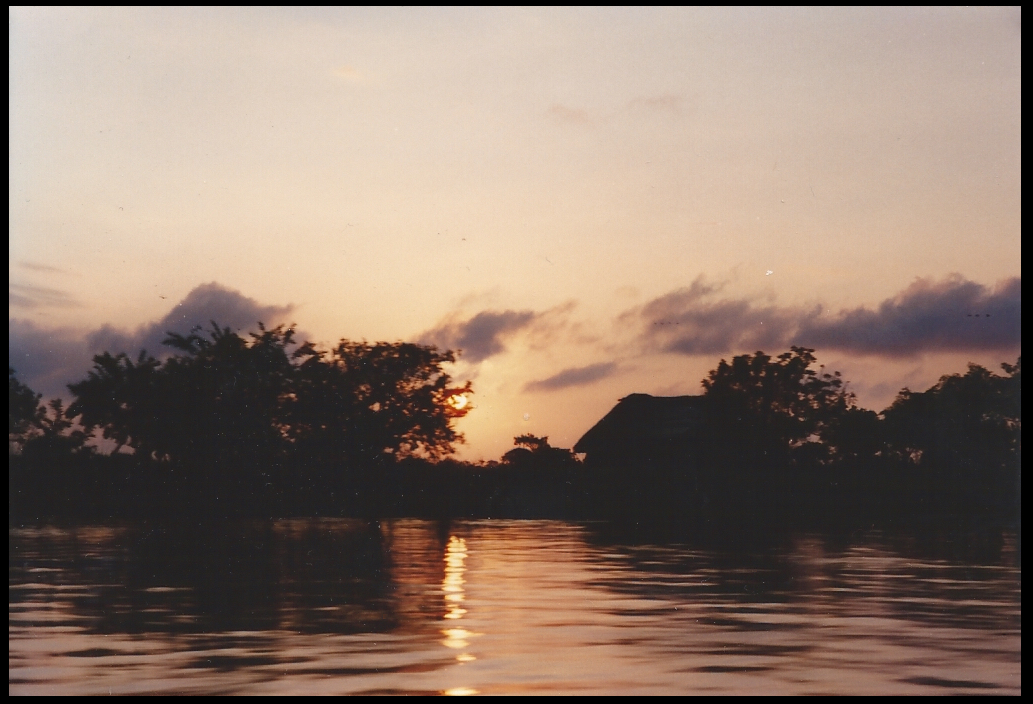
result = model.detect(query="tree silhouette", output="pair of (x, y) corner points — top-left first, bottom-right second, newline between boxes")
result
(821, 406), (883, 464)
(701, 347), (855, 463)
(882, 358), (1020, 479)
(68, 323), (472, 477)
(503, 434), (578, 469)
(19, 398), (93, 462)
(15, 329), (1019, 523)
(9, 367), (42, 451)
(288, 339), (472, 466)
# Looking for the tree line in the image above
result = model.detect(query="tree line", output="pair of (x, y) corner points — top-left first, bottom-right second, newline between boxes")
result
(9, 324), (1021, 524)
(585, 347), (1020, 523)
(10, 324), (471, 518)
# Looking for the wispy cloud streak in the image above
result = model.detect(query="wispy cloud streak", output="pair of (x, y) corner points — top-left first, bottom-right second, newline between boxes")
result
(524, 362), (618, 392)
(18, 261), (71, 274)
(9, 283), (83, 309)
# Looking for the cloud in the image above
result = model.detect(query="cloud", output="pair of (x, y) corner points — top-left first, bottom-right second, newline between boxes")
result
(796, 275), (1021, 357)
(9, 282), (296, 400)
(9, 283), (83, 309)
(85, 282), (295, 359)
(420, 309), (538, 363)
(9, 319), (93, 400)
(631, 274), (1021, 359)
(524, 362), (619, 393)
(419, 301), (580, 364)
(18, 261), (71, 275)
(632, 277), (804, 355)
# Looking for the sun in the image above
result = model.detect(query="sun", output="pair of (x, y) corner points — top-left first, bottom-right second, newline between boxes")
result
(447, 393), (469, 411)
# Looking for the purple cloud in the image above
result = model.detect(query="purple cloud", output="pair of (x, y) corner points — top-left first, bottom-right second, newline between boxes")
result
(524, 362), (619, 392)
(632, 274), (1020, 358)
(796, 275), (1020, 357)
(10, 282), (295, 400)
(420, 309), (538, 362)
(86, 282), (295, 358)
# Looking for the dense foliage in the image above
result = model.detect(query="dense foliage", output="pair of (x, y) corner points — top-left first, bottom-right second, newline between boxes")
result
(700, 346), (856, 463)
(881, 359), (1020, 503)
(8, 335), (1020, 523)
(9, 367), (41, 443)
(10, 368), (91, 460)
(66, 324), (471, 469)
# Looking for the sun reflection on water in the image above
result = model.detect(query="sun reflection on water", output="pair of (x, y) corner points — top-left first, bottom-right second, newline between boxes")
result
(441, 535), (478, 669)
(443, 536), (468, 622)
(7, 522), (1022, 696)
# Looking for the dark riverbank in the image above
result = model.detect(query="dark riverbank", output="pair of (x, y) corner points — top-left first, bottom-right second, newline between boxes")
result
(9, 450), (1020, 532)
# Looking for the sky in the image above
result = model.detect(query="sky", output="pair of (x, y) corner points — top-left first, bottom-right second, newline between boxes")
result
(9, 7), (1021, 461)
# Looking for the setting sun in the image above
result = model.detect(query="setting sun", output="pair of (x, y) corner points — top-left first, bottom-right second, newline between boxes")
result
(7, 8), (1020, 697)
(448, 394), (470, 411)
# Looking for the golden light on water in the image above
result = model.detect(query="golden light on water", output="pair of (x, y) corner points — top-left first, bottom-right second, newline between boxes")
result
(443, 536), (468, 622)
(441, 628), (472, 649)
(8, 521), (1022, 695)
(441, 535), (477, 662)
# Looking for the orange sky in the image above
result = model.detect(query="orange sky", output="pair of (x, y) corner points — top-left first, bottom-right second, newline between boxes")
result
(9, 8), (1021, 460)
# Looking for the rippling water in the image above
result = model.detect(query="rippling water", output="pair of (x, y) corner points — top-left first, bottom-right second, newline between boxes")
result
(9, 520), (1021, 695)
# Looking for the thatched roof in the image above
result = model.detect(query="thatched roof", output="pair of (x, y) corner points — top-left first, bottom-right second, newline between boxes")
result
(573, 393), (706, 455)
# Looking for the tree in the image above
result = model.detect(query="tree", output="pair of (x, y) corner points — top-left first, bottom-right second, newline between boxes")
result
(502, 434), (578, 469)
(700, 347), (856, 463)
(19, 398), (93, 461)
(288, 339), (473, 465)
(68, 323), (473, 472)
(9, 367), (43, 452)
(820, 406), (883, 464)
(69, 323), (311, 469)
(881, 358), (1020, 476)
(66, 349), (167, 459)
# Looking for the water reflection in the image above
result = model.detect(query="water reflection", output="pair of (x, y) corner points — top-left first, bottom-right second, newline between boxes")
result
(441, 536), (476, 653)
(9, 520), (1021, 695)
(443, 686), (480, 696)
(443, 536), (468, 622)
(440, 536), (478, 694)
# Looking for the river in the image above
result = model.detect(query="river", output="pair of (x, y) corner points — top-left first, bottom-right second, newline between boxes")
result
(9, 519), (1021, 695)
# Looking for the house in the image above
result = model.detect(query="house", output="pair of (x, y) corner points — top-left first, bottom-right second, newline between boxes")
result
(573, 393), (706, 467)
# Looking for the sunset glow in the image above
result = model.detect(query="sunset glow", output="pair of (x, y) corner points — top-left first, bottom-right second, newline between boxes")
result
(441, 535), (477, 663)
(8, 8), (1021, 461)
(447, 394), (470, 412)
